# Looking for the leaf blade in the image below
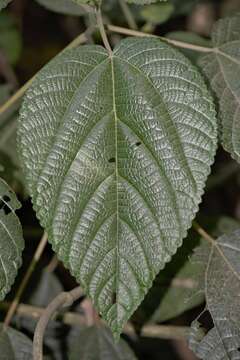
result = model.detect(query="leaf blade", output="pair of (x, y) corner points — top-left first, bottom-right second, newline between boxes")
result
(18, 38), (217, 336)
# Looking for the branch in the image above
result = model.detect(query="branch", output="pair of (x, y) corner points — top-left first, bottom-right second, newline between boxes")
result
(107, 25), (214, 53)
(33, 286), (83, 360)
(4, 232), (48, 328)
(118, 0), (137, 30)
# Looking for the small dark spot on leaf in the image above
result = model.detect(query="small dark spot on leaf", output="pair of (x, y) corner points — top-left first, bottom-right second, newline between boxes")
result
(3, 195), (10, 202)
(0, 195), (11, 215)
(108, 157), (115, 163)
(237, 348), (240, 352)
(112, 292), (117, 304)
(135, 141), (141, 147)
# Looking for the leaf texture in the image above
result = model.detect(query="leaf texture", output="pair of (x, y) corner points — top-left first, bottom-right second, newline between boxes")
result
(18, 37), (217, 336)
(0, 324), (32, 360)
(0, 178), (24, 300)
(69, 325), (137, 360)
(199, 14), (240, 163)
(189, 229), (240, 359)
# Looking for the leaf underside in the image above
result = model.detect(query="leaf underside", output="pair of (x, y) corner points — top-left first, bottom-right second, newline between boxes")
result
(0, 178), (24, 300)
(199, 14), (240, 163)
(18, 37), (217, 336)
(189, 230), (240, 359)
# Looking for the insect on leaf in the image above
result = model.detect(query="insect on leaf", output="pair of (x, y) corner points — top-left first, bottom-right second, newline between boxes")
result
(18, 37), (217, 337)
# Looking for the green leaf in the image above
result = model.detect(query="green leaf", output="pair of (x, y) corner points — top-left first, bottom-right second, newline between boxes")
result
(18, 38), (217, 337)
(35, 0), (86, 16)
(189, 229), (240, 359)
(0, 13), (22, 65)
(70, 0), (99, 7)
(0, 0), (12, 11)
(141, 3), (174, 24)
(0, 324), (32, 360)
(199, 14), (240, 163)
(69, 325), (137, 359)
(0, 178), (24, 300)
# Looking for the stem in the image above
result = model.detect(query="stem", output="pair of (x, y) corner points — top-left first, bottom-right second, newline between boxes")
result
(108, 25), (214, 53)
(118, 0), (137, 30)
(3, 232), (48, 328)
(33, 286), (83, 360)
(96, 8), (112, 55)
(192, 221), (215, 246)
(0, 30), (91, 118)
(0, 301), (190, 340)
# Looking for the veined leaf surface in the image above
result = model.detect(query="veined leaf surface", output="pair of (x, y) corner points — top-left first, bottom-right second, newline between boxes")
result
(199, 15), (240, 163)
(18, 37), (217, 336)
(0, 178), (24, 300)
(189, 230), (240, 359)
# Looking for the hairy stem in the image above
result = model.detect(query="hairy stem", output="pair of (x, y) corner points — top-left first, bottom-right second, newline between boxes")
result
(3, 232), (48, 328)
(119, 0), (137, 30)
(0, 30), (91, 118)
(96, 8), (112, 55)
(33, 286), (83, 360)
(108, 25), (214, 53)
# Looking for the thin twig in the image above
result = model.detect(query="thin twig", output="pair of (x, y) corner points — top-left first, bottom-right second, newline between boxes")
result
(3, 232), (48, 328)
(33, 286), (83, 360)
(0, 30), (91, 118)
(118, 0), (138, 30)
(0, 301), (190, 340)
(96, 8), (112, 55)
(107, 25), (214, 53)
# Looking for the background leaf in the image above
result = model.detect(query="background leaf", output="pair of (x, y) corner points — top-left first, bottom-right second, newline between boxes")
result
(140, 3), (174, 25)
(189, 229), (240, 359)
(199, 14), (240, 163)
(0, 324), (32, 359)
(18, 38), (217, 337)
(68, 325), (137, 360)
(35, 0), (86, 16)
(0, 12), (22, 65)
(0, 178), (24, 300)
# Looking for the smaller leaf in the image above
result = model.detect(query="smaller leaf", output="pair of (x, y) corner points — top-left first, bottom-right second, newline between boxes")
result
(189, 229), (240, 359)
(141, 3), (174, 24)
(199, 14), (240, 163)
(0, 178), (24, 300)
(69, 325), (137, 360)
(0, 324), (32, 360)
(35, 0), (86, 16)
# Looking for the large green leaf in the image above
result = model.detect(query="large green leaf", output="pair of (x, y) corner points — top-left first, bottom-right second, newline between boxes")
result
(189, 229), (240, 359)
(69, 325), (137, 359)
(0, 178), (24, 299)
(0, 324), (32, 360)
(18, 38), (217, 337)
(35, 0), (86, 16)
(199, 15), (240, 163)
